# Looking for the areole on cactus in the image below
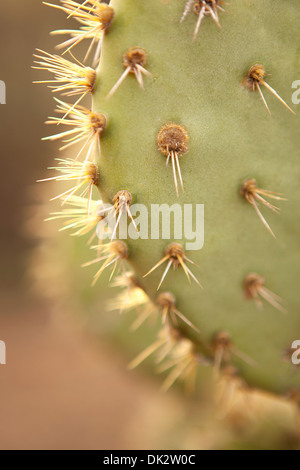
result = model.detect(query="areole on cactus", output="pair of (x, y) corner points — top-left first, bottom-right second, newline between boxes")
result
(34, 0), (300, 409)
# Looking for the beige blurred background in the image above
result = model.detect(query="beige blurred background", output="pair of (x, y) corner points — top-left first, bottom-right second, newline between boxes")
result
(0, 0), (198, 450)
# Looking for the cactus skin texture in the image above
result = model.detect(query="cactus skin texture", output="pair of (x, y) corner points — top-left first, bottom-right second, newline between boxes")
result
(36, 0), (300, 409)
(92, 0), (300, 394)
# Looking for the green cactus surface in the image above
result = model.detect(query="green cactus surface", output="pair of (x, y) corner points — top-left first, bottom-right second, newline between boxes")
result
(36, 0), (300, 402)
(92, 0), (300, 394)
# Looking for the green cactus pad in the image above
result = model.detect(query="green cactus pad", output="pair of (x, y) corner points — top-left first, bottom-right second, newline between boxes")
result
(91, 0), (300, 394)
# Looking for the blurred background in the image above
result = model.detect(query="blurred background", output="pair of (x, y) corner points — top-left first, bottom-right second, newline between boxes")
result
(0, 0), (196, 450)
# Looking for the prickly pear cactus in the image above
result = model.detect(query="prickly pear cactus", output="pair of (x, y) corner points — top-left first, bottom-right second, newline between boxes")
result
(35, 0), (300, 406)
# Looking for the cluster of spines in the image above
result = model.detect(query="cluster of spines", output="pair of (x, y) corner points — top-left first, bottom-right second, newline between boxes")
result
(34, 0), (298, 395)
